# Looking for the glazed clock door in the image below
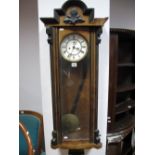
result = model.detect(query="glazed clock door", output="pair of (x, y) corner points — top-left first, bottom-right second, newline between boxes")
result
(59, 28), (90, 141)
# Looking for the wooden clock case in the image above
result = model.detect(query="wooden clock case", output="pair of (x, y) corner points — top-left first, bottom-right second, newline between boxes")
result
(41, 0), (108, 151)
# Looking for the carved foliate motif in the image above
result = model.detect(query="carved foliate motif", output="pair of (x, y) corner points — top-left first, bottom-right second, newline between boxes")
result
(94, 129), (101, 144)
(46, 27), (53, 45)
(96, 28), (103, 45)
(64, 8), (85, 24)
(51, 130), (58, 146)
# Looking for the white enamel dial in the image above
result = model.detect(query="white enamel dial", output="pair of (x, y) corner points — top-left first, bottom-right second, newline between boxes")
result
(60, 34), (88, 62)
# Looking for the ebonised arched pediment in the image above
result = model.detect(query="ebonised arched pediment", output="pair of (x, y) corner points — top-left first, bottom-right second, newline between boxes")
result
(41, 0), (94, 25)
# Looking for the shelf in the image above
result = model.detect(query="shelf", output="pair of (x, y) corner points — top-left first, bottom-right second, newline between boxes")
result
(117, 85), (135, 93)
(117, 67), (135, 86)
(118, 63), (135, 67)
(116, 91), (134, 104)
(108, 29), (135, 134)
(115, 99), (135, 115)
(112, 114), (134, 133)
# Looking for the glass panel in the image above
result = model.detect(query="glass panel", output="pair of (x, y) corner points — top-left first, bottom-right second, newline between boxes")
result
(60, 55), (90, 141)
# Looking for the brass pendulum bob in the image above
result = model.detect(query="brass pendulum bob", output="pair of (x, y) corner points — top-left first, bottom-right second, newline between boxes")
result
(62, 113), (80, 132)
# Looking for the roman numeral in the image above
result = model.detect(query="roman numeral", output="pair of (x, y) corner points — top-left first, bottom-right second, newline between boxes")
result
(82, 46), (86, 48)
(80, 40), (84, 43)
(61, 46), (66, 49)
(80, 50), (84, 53)
(63, 50), (67, 53)
(68, 54), (72, 58)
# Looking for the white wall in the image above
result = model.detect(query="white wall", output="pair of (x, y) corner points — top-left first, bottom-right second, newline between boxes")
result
(110, 0), (135, 29)
(38, 0), (109, 155)
(19, 0), (42, 113)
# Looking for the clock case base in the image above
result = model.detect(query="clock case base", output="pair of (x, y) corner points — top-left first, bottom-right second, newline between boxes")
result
(52, 141), (102, 150)
(69, 149), (84, 155)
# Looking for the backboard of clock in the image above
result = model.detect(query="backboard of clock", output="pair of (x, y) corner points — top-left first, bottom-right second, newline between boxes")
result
(41, 0), (108, 150)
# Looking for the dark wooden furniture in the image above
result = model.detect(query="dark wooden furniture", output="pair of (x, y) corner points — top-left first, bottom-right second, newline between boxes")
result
(107, 28), (135, 155)
(107, 126), (135, 155)
(19, 122), (34, 155)
(41, 0), (108, 153)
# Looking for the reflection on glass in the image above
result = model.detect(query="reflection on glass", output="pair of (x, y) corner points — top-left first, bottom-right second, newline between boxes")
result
(60, 58), (90, 141)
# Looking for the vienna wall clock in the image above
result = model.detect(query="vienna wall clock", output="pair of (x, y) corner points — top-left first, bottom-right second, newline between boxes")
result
(41, 0), (108, 153)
